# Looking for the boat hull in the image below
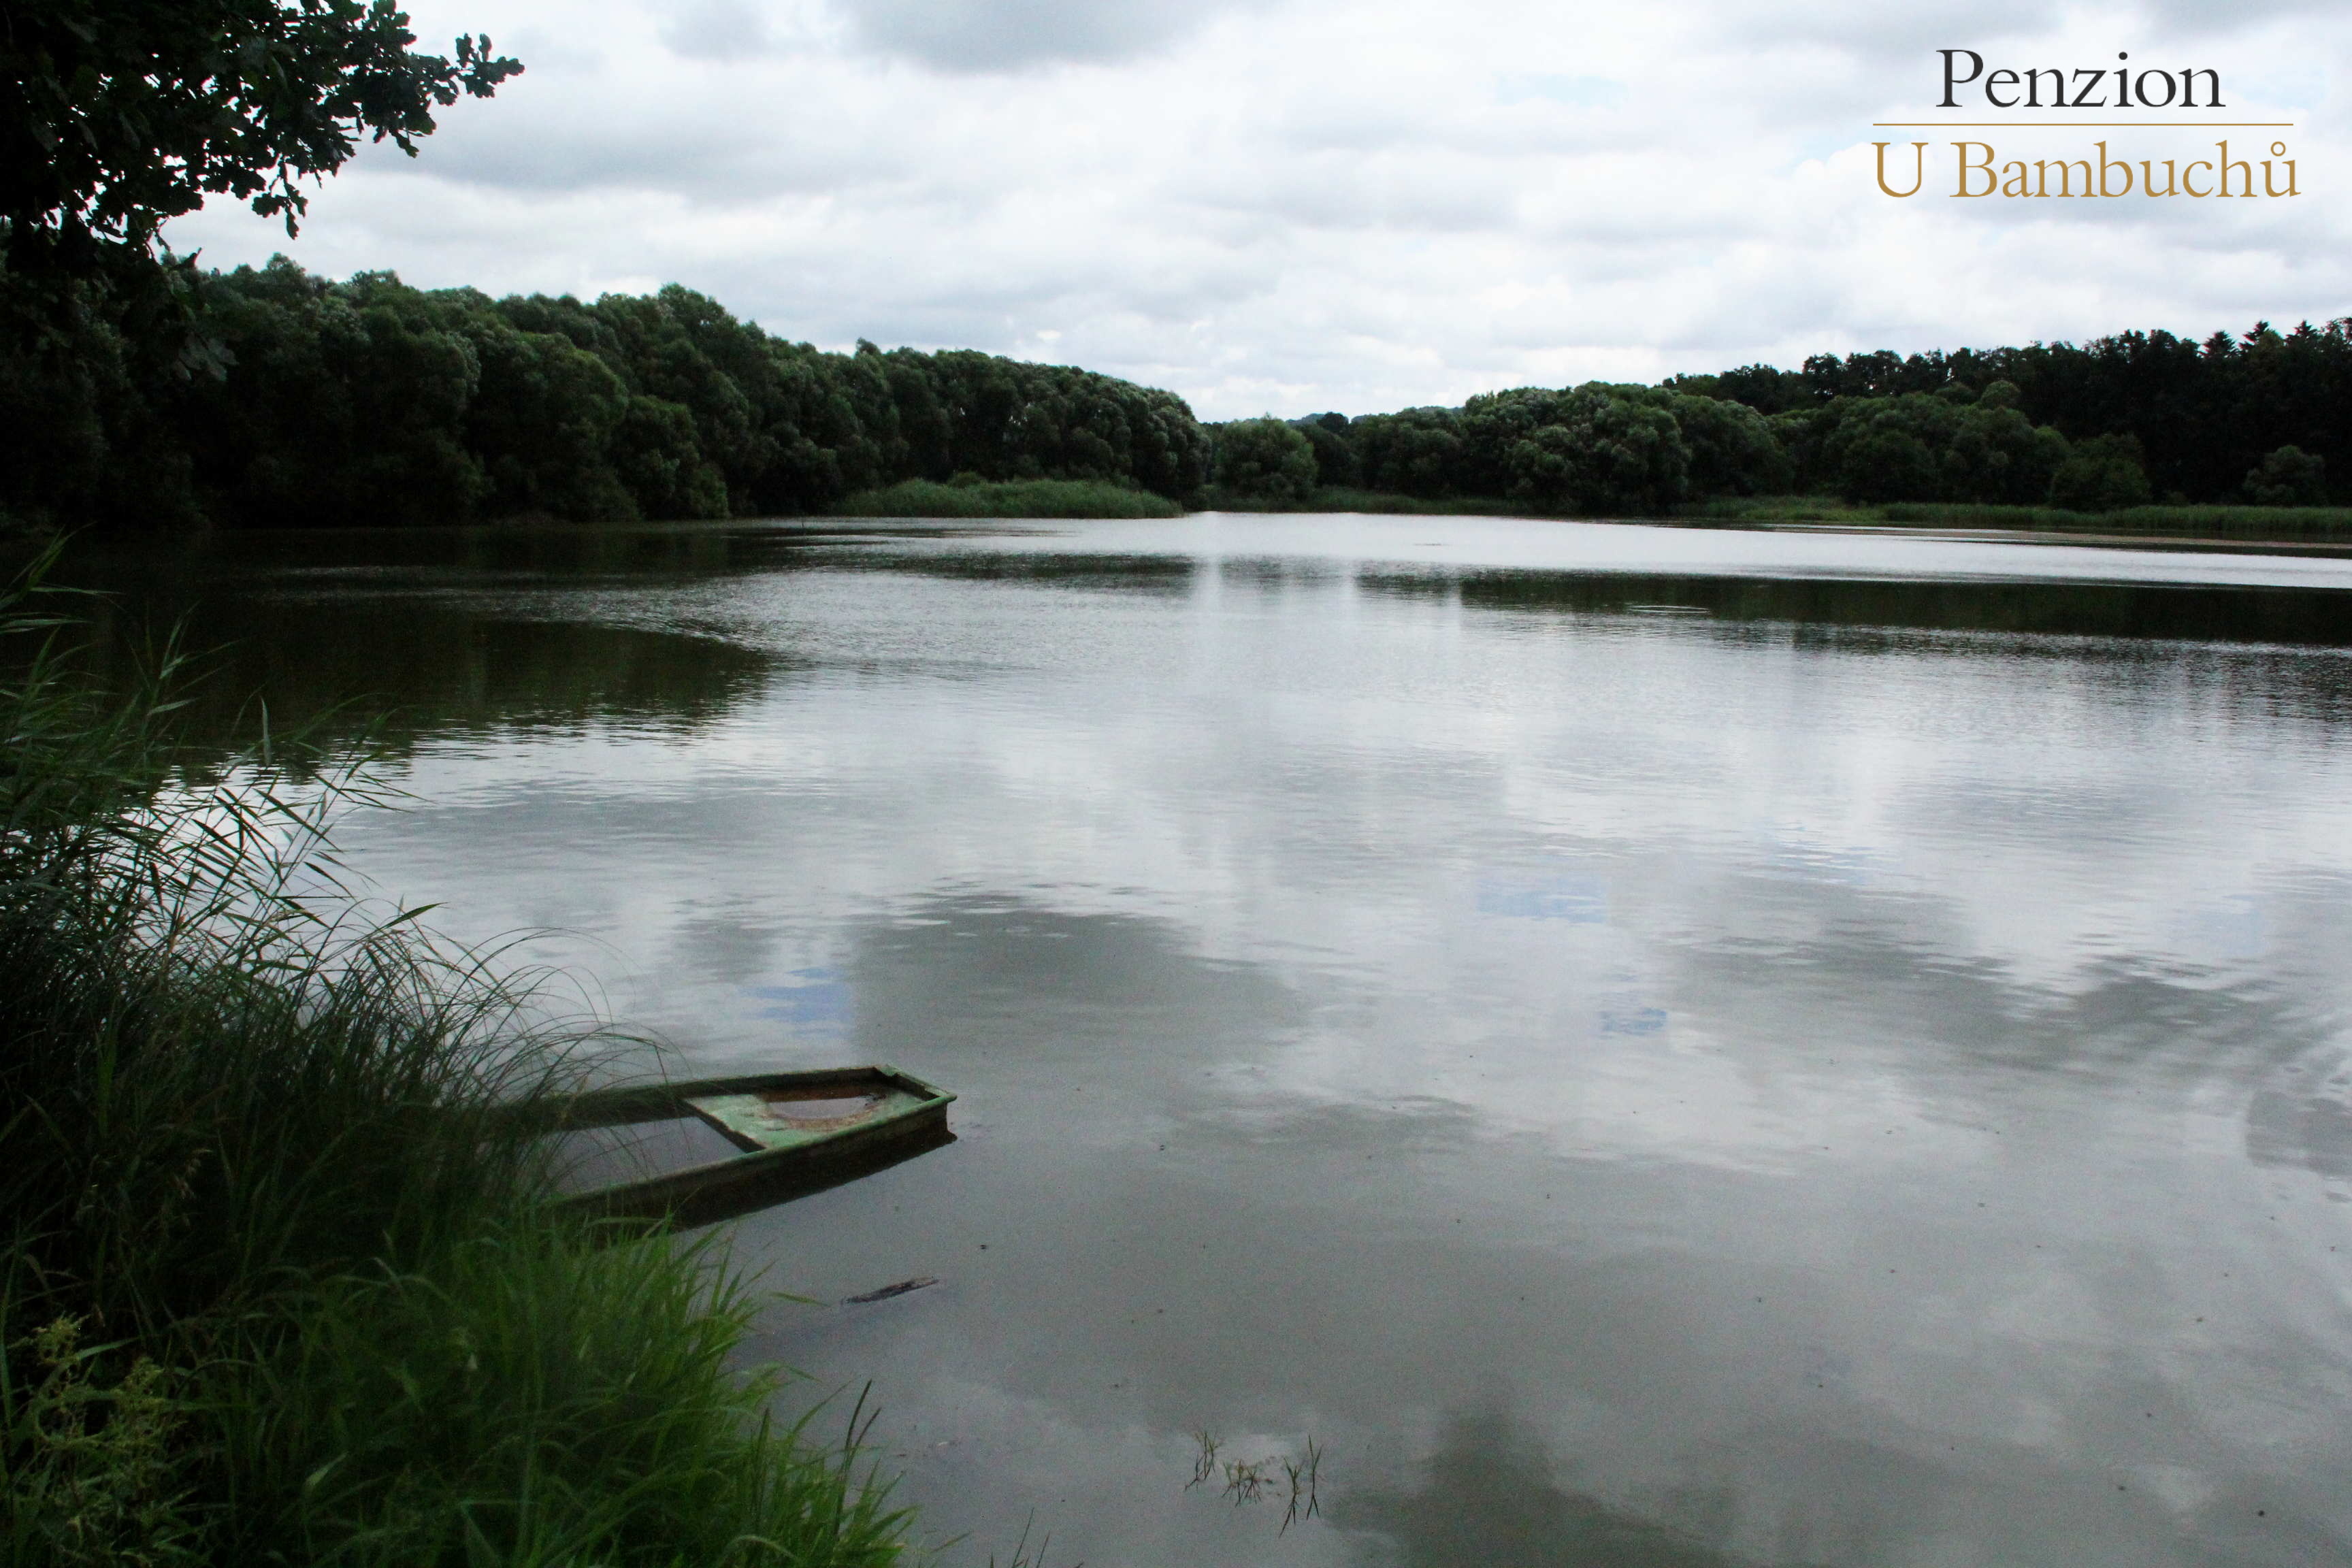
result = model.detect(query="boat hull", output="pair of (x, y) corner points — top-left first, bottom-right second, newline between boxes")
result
(534, 1066), (956, 1226)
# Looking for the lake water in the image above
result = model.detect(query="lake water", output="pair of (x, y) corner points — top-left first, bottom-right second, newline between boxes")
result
(72, 514), (2352, 1566)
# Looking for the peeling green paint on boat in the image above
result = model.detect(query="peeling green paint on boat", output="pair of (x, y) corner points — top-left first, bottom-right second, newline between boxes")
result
(688, 1081), (936, 1150)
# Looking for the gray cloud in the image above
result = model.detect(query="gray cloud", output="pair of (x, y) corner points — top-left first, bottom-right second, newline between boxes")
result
(660, 0), (781, 59)
(1725, 0), (2063, 63)
(838, 0), (1257, 70)
(2139, 0), (2350, 29)
(165, 0), (2352, 419)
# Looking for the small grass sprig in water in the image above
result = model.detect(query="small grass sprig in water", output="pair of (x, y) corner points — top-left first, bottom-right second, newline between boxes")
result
(1182, 1427), (1322, 1535)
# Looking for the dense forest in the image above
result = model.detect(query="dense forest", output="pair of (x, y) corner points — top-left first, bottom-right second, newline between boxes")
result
(1233, 317), (2349, 514)
(2, 255), (2343, 532)
(0, 258), (1212, 531)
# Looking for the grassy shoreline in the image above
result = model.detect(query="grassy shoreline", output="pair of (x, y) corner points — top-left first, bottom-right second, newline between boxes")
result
(0, 570), (910, 1567)
(1196, 487), (1539, 517)
(1171, 488), (2352, 545)
(832, 477), (1184, 519)
(1676, 495), (2352, 541)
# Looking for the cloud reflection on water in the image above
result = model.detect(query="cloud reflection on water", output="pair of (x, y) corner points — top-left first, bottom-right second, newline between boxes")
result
(66, 517), (2352, 1565)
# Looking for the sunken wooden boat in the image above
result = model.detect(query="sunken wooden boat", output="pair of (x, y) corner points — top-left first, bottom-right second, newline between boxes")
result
(538, 1065), (956, 1227)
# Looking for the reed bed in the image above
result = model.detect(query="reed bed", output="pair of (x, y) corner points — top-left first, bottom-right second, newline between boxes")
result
(0, 556), (909, 1567)
(831, 478), (1184, 519)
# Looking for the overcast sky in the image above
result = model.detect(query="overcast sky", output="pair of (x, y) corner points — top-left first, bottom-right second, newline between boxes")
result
(164, 0), (2347, 419)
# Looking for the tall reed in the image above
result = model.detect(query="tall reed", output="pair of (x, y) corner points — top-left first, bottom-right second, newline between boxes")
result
(0, 556), (909, 1566)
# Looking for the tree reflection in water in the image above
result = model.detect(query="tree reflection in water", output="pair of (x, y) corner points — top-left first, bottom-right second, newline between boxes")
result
(1335, 1410), (1743, 1568)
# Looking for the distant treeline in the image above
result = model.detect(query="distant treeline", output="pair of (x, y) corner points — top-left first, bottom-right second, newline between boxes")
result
(0, 257), (1211, 531)
(3, 256), (2342, 530)
(1221, 318), (2349, 514)
(1677, 325), (2349, 504)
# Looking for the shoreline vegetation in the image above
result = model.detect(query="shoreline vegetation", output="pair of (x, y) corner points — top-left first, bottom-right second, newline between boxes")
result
(1678, 495), (2352, 542)
(1220, 489), (2352, 538)
(0, 569), (910, 1567)
(5, 257), (2347, 552)
(838, 480), (2352, 546)
(833, 477), (1185, 519)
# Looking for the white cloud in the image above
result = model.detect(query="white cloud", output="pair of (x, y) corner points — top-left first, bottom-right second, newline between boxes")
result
(163, 0), (2352, 418)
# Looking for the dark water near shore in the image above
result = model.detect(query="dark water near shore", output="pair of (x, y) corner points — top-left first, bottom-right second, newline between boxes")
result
(63, 514), (2352, 1566)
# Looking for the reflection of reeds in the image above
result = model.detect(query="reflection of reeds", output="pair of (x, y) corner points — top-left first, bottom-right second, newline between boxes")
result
(1185, 1428), (1220, 1490)
(1224, 1456), (1273, 1505)
(1281, 1437), (1324, 1534)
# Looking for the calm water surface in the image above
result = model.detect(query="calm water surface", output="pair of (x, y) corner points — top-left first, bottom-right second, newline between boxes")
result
(76, 514), (2352, 1566)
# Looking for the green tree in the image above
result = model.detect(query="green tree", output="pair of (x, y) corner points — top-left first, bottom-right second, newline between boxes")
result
(1457, 387), (1567, 495)
(1354, 408), (1465, 498)
(2244, 444), (2327, 506)
(1942, 399), (2068, 504)
(176, 261), (487, 525)
(1213, 417), (1318, 504)
(1505, 386), (1689, 514)
(1819, 395), (1957, 503)
(1296, 414), (1358, 488)
(610, 395), (729, 520)
(1667, 393), (1791, 497)
(3, 0), (519, 346)
(2048, 432), (2151, 512)
(463, 319), (637, 521)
